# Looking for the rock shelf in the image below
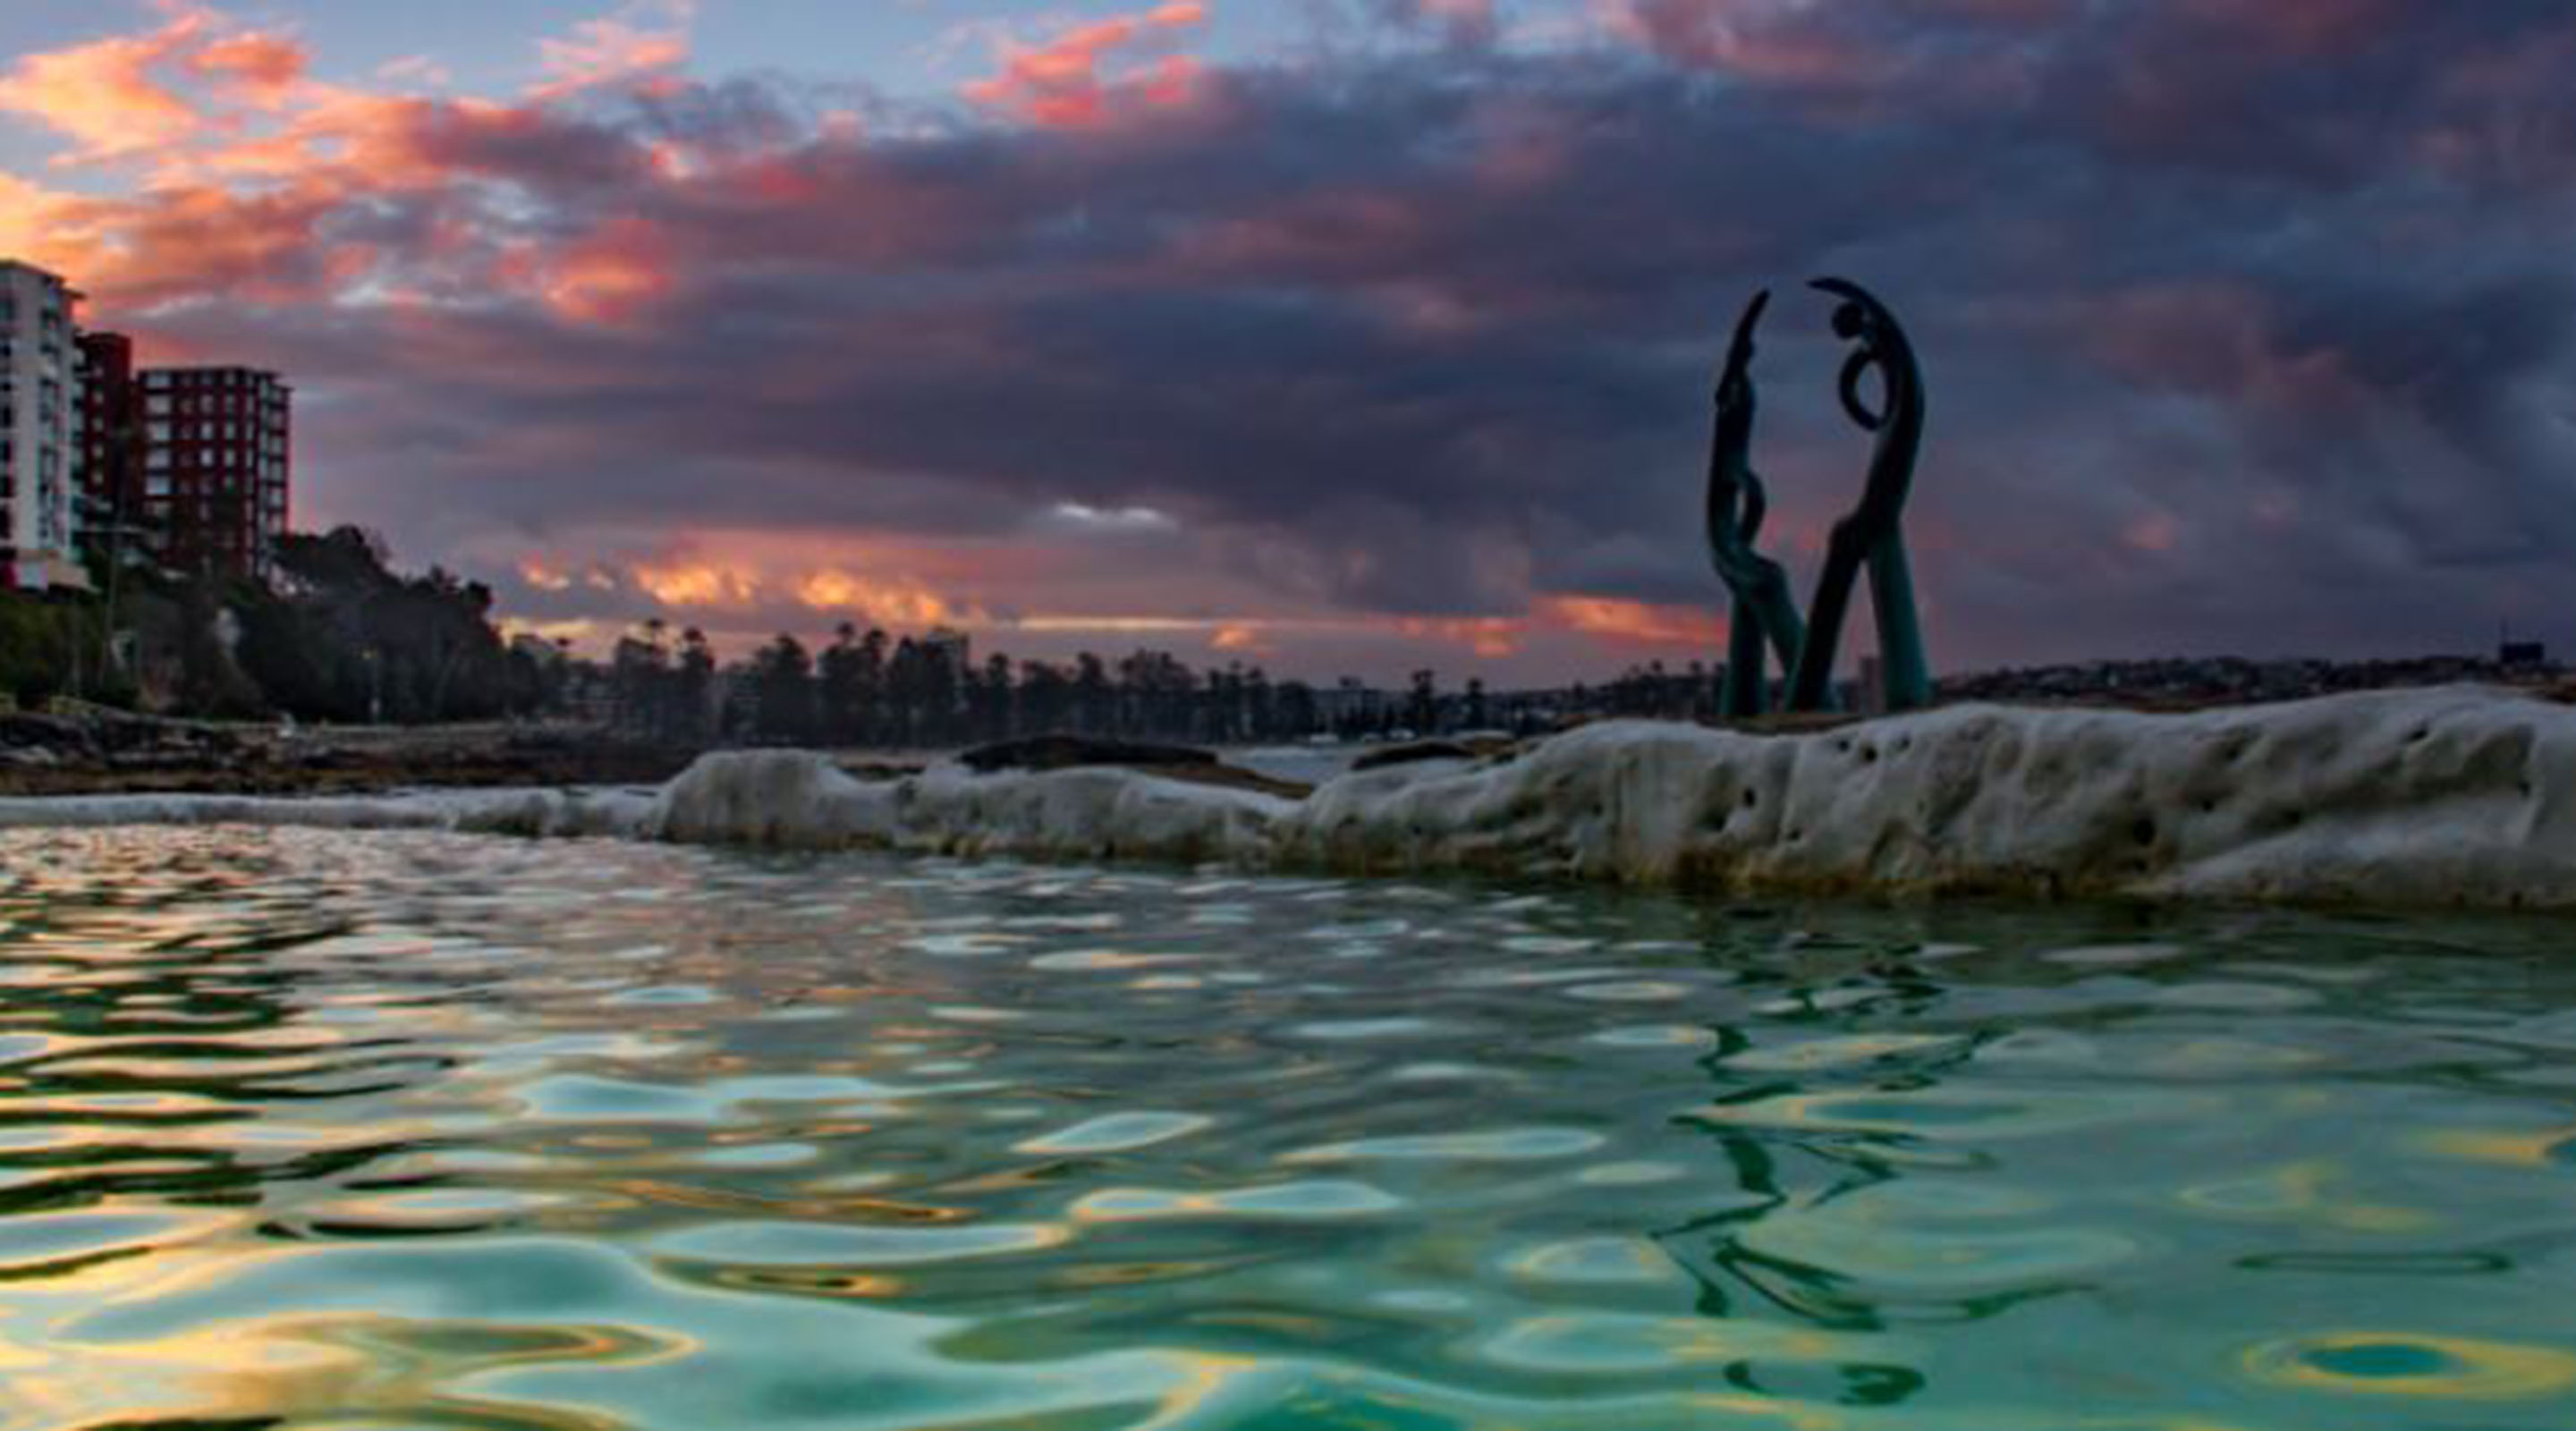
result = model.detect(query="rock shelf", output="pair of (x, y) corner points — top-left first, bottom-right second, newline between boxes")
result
(4, 686), (2570, 910)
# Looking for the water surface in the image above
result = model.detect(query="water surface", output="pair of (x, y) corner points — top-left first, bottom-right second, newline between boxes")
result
(2, 826), (2572, 1428)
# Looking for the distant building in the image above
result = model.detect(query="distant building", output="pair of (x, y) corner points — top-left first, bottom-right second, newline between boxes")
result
(2501, 640), (2547, 670)
(1856, 655), (1886, 717)
(1314, 677), (1397, 732)
(0, 259), (88, 590)
(76, 331), (143, 565)
(138, 365), (292, 579)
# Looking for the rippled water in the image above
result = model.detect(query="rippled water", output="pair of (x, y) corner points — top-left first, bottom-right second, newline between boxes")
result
(3, 827), (2574, 1429)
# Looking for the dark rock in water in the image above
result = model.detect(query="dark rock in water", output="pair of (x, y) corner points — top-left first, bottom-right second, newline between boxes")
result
(2, 708), (250, 766)
(953, 733), (1310, 799)
(0, 714), (82, 756)
(957, 734), (1219, 774)
(0, 708), (694, 797)
(1352, 737), (1520, 773)
(835, 759), (927, 783)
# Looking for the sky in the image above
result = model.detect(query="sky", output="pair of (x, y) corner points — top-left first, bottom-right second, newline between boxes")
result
(2, 0), (2571, 685)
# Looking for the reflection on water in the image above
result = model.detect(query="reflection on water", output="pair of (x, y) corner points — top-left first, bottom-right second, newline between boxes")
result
(3, 826), (2574, 1428)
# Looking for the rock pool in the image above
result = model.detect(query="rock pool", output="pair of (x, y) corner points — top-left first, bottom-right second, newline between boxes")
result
(2, 826), (2572, 1428)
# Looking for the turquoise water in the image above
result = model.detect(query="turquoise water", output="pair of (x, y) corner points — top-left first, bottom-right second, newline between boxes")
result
(3, 827), (2573, 1429)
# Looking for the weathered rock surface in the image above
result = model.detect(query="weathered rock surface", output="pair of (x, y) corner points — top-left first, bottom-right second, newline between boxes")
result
(5, 686), (2573, 910)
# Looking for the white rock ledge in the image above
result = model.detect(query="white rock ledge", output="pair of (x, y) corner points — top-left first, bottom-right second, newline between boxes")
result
(3, 685), (2572, 909)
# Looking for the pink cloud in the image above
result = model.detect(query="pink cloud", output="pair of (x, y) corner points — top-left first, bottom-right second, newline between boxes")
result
(532, 2), (695, 101)
(1538, 596), (1720, 649)
(1599, 0), (2072, 114)
(0, 3), (707, 326)
(2174, 0), (2407, 57)
(964, 2), (1209, 129)
(2075, 281), (2366, 417)
(185, 30), (309, 109)
(1609, 0), (1904, 89)
(531, 217), (677, 325)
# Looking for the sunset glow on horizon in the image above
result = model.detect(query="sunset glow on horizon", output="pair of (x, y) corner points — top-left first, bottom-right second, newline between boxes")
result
(5, 0), (2570, 682)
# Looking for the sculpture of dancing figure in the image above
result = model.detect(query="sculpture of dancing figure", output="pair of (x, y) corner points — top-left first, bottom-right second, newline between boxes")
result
(1786, 278), (1931, 713)
(1704, 290), (1808, 717)
(1701, 278), (1933, 716)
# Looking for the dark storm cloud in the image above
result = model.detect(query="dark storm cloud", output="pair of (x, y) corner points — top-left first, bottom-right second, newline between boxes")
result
(116, 0), (2576, 665)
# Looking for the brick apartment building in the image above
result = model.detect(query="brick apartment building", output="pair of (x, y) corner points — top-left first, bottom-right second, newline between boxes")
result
(76, 330), (140, 563)
(2, 258), (297, 590)
(138, 366), (292, 580)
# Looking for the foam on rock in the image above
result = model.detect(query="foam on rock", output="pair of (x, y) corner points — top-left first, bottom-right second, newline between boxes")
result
(4, 685), (2572, 909)
(0, 785), (660, 839)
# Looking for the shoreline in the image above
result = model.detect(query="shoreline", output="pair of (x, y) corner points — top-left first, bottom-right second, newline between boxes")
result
(0, 712), (699, 798)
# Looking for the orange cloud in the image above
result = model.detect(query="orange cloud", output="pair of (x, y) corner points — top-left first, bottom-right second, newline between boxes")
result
(0, 171), (97, 273)
(1012, 597), (1712, 664)
(1538, 596), (1717, 648)
(633, 561), (762, 608)
(520, 561), (576, 592)
(965, 1), (1208, 128)
(605, 541), (991, 633)
(1210, 623), (1269, 654)
(0, 11), (209, 163)
(797, 569), (970, 627)
(497, 616), (604, 648)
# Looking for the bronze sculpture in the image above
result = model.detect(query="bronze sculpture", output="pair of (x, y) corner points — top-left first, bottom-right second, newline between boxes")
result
(1705, 278), (1932, 716)
(1704, 291), (1808, 717)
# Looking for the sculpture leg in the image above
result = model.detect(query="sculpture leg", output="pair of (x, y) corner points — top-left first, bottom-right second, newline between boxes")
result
(1752, 578), (1807, 702)
(1787, 523), (1866, 712)
(1866, 534), (1932, 712)
(1723, 602), (1768, 718)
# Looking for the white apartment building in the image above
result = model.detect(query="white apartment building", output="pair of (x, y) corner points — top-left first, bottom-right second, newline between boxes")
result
(0, 259), (86, 590)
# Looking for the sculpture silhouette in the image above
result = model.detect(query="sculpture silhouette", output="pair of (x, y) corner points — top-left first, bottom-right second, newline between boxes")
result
(1701, 278), (1933, 716)
(1704, 290), (1808, 717)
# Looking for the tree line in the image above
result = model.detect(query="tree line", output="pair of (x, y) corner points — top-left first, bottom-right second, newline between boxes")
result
(4, 522), (1741, 742)
(590, 623), (1733, 749)
(598, 622), (1346, 747)
(3, 525), (545, 721)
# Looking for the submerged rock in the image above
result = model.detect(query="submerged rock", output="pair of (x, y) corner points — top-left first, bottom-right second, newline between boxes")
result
(1349, 736), (1521, 772)
(953, 733), (1309, 798)
(955, 733), (1217, 774)
(6, 686), (2575, 910)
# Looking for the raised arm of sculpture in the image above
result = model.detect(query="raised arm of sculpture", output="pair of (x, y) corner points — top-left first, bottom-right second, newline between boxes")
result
(1786, 277), (1932, 713)
(1704, 289), (1808, 717)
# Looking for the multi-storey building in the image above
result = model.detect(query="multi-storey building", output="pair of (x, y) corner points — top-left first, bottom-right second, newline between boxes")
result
(76, 330), (143, 564)
(0, 259), (87, 590)
(138, 365), (292, 579)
